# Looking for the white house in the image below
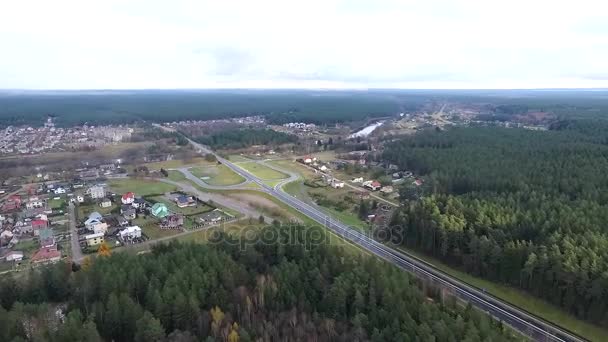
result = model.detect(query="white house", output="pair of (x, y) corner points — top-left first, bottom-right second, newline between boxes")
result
(121, 192), (135, 205)
(89, 185), (105, 199)
(85, 233), (105, 247)
(26, 200), (44, 209)
(351, 177), (364, 183)
(53, 187), (66, 195)
(5, 251), (23, 262)
(77, 195), (85, 203)
(331, 180), (345, 189)
(119, 226), (142, 240)
(99, 198), (112, 208)
(319, 165), (328, 172)
(88, 222), (108, 235)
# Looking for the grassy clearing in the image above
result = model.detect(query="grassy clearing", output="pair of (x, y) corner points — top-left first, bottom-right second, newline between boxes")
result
(167, 170), (187, 182)
(190, 165), (246, 186)
(78, 203), (117, 219)
(239, 162), (288, 180)
(108, 179), (176, 196)
(390, 244), (608, 342)
(228, 154), (251, 163)
(48, 198), (65, 210)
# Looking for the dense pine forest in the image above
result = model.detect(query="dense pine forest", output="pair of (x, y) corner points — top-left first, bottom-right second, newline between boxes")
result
(0, 225), (516, 341)
(193, 128), (297, 149)
(383, 120), (608, 326)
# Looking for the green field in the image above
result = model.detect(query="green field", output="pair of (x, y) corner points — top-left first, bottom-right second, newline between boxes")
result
(167, 170), (187, 182)
(238, 162), (288, 180)
(48, 198), (66, 210)
(108, 179), (176, 196)
(228, 154), (252, 163)
(189, 165), (245, 186)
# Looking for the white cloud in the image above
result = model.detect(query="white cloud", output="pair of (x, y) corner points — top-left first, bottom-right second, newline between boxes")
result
(0, 0), (607, 88)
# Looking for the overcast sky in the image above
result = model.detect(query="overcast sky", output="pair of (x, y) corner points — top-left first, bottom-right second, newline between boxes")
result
(1, 0), (607, 89)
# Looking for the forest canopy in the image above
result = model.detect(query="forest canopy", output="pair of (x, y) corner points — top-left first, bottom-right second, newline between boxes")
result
(0, 224), (516, 341)
(383, 122), (608, 327)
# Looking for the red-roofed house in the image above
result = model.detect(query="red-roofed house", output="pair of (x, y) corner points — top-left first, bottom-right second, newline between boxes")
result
(31, 248), (61, 264)
(121, 192), (135, 204)
(365, 181), (382, 191)
(32, 219), (48, 236)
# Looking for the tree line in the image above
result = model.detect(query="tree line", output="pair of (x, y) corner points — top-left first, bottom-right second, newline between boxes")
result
(0, 224), (516, 341)
(193, 128), (297, 149)
(383, 123), (608, 326)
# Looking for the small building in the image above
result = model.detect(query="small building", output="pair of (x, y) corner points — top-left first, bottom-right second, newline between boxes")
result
(53, 187), (66, 195)
(31, 248), (61, 264)
(5, 251), (23, 262)
(119, 226), (142, 240)
(99, 198), (112, 208)
(199, 209), (225, 224)
(364, 181), (382, 191)
(413, 179), (423, 186)
(122, 208), (136, 220)
(39, 228), (55, 248)
(331, 180), (345, 189)
(319, 165), (328, 172)
(85, 233), (105, 247)
(77, 195), (85, 203)
(150, 203), (169, 218)
(89, 185), (105, 199)
(85, 212), (103, 228)
(132, 197), (146, 209)
(121, 192), (135, 205)
(380, 186), (394, 194)
(26, 199), (44, 210)
(303, 156), (317, 164)
(160, 214), (184, 229)
(32, 219), (49, 235)
(175, 195), (195, 208)
(89, 221), (108, 235)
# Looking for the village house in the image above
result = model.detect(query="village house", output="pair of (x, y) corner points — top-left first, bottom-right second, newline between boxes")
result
(132, 197), (146, 209)
(32, 219), (49, 236)
(53, 187), (66, 195)
(119, 226), (142, 241)
(5, 251), (23, 262)
(330, 179), (345, 189)
(85, 232), (104, 247)
(89, 221), (108, 235)
(160, 214), (184, 229)
(363, 180), (382, 191)
(88, 185), (105, 199)
(31, 248), (61, 264)
(351, 177), (364, 183)
(99, 198), (112, 208)
(151, 203), (169, 218)
(122, 208), (137, 220)
(121, 192), (135, 205)
(199, 209), (225, 224)
(175, 195), (196, 208)
(303, 155), (317, 164)
(77, 195), (85, 203)
(26, 198), (44, 210)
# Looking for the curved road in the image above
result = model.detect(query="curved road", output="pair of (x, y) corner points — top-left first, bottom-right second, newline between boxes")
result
(156, 124), (587, 342)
